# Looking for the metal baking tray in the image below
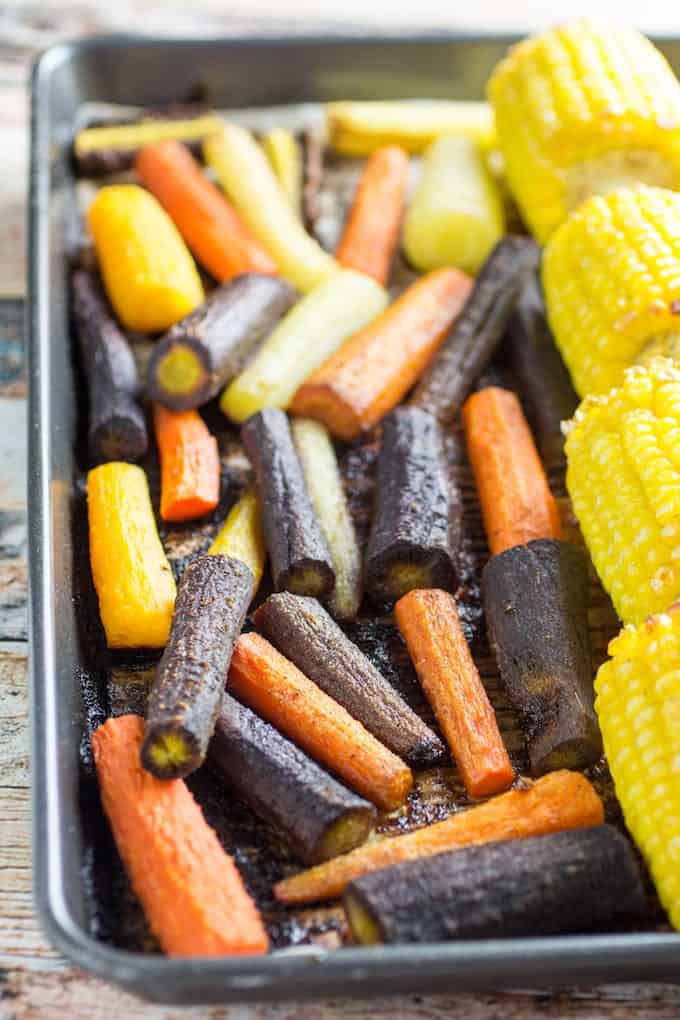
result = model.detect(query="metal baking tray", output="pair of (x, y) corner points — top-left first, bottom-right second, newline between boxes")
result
(28, 31), (680, 1004)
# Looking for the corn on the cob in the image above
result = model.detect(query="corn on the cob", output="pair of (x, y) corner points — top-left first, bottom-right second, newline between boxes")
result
(262, 128), (303, 215)
(488, 20), (680, 243)
(565, 358), (680, 625)
(87, 185), (204, 332)
(326, 101), (496, 156)
(543, 186), (680, 397)
(403, 135), (505, 277)
(595, 606), (680, 930)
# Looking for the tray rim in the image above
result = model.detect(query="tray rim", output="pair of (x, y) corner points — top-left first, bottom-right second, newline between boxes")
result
(28, 30), (680, 1003)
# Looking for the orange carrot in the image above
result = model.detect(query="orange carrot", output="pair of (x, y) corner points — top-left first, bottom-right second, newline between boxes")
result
(136, 140), (278, 283)
(462, 386), (562, 556)
(335, 146), (409, 285)
(92, 714), (269, 956)
(395, 589), (513, 798)
(229, 632), (412, 811)
(274, 769), (604, 904)
(290, 268), (473, 439)
(153, 403), (220, 522)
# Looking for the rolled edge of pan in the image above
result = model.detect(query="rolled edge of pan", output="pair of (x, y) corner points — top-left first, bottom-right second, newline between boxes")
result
(141, 554), (254, 779)
(210, 692), (376, 864)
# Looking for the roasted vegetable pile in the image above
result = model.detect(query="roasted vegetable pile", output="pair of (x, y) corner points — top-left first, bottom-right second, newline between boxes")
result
(71, 18), (680, 959)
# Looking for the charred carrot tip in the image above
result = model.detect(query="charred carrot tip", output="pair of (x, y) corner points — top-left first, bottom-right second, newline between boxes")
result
(462, 386), (561, 557)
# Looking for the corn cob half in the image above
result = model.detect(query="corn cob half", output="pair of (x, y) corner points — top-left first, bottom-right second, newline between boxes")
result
(488, 20), (680, 243)
(565, 358), (680, 625)
(543, 186), (680, 397)
(595, 607), (680, 930)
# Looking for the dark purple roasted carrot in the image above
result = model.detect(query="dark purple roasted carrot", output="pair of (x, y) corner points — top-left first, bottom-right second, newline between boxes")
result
(228, 632), (413, 811)
(147, 274), (297, 411)
(253, 591), (445, 768)
(364, 406), (460, 605)
(482, 538), (602, 775)
(395, 588), (513, 797)
(504, 275), (578, 462)
(141, 554), (254, 779)
(275, 769), (604, 904)
(72, 269), (148, 463)
(210, 692), (376, 864)
(410, 236), (540, 423)
(344, 825), (647, 944)
(242, 407), (335, 598)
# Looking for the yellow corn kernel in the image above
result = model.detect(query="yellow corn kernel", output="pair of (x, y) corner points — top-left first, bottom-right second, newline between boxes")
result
(204, 125), (337, 293)
(88, 185), (204, 332)
(262, 128), (303, 215)
(565, 358), (680, 625)
(209, 484), (265, 593)
(87, 463), (176, 648)
(402, 135), (505, 276)
(488, 20), (680, 243)
(595, 606), (680, 930)
(543, 186), (680, 397)
(326, 100), (496, 156)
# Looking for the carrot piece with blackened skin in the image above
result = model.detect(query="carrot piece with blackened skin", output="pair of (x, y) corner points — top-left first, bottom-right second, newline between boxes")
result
(136, 140), (278, 283)
(153, 404), (220, 522)
(228, 632), (413, 812)
(336, 146), (409, 285)
(92, 714), (269, 957)
(274, 769), (604, 904)
(290, 268), (473, 440)
(462, 386), (561, 556)
(395, 588), (513, 797)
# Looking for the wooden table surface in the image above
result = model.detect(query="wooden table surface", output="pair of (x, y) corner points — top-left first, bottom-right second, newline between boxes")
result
(4, 4), (680, 1017)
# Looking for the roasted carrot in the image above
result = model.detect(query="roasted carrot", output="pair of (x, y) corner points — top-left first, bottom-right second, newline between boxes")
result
(335, 146), (409, 285)
(136, 140), (278, 283)
(228, 632), (413, 812)
(92, 714), (268, 956)
(153, 404), (220, 522)
(274, 769), (604, 904)
(290, 268), (473, 440)
(395, 589), (513, 798)
(462, 387), (561, 556)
